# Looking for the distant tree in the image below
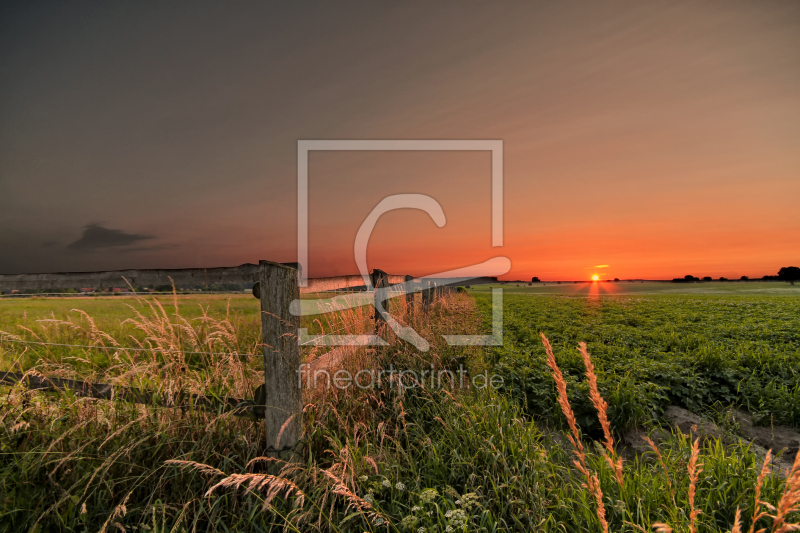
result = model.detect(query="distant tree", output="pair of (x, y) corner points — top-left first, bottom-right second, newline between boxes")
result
(740, 275), (749, 281)
(672, 275), (700, 283)
(531, 277), (541, 283)
(719, 277), (728, 281)
(702, 276), (712, 281)
(778, 266), (800, 285)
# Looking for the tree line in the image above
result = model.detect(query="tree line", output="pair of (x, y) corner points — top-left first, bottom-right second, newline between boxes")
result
(672, 266), (799, 284)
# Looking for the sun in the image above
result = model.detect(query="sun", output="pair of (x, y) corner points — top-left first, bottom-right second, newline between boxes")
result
(592, 274), (600, 281)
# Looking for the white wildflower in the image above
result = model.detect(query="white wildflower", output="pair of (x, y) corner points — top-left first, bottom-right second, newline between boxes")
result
(419, 488), (438, 503)
(382, 479), (392, 488)
(459, 492), (480, 509)
(447, 508), (468, 528)
(395, 482), (406, 491)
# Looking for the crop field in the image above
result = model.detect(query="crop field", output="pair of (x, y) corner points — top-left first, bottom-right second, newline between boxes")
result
(473, 280), (800, 296)
(472, 290), (800, 429)
(1, 287), (799, 532)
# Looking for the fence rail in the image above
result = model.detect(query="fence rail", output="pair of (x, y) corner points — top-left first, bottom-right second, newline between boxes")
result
(0, 264), (412, 294)
(0, 264), (264, 292)
(0, 371), (259, 416)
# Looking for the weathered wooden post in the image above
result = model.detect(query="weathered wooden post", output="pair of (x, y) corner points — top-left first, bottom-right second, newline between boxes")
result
(422, 279), (431, 312)
(371, 269), (388, 328)
(404, 275), (414, 317)
(257, 260), (302, 459)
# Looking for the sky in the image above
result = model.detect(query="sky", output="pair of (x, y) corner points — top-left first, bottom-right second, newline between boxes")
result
(1, 1), (798, 281)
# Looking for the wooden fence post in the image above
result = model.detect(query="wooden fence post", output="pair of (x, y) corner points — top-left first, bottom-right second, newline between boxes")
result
(404, 275), (414, 316)
(371, 269), (388, 328)
(258, 260), (302, 458)
(422, 279), (431, 312)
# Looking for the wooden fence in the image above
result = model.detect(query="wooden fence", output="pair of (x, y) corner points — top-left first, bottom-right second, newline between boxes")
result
(0, 261), (458, 458)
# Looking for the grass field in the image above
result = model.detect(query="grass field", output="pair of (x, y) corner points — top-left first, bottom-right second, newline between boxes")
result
(0, 292), (376, 384)
(1, 287), (798, 531)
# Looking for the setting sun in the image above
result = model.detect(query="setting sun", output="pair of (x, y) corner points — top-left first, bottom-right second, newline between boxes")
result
(592, 274), (600, 281)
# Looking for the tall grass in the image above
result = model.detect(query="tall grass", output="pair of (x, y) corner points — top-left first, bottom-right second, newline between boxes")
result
(540, 332), (800, 533)
(1, 290), (798, 531)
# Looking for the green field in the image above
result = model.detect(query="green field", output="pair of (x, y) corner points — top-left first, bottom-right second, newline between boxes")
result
(0, 293), (374, 379)
(472, 279), (800, 296)
(1, 288), (798, 531)
(474, 291), (800, 429)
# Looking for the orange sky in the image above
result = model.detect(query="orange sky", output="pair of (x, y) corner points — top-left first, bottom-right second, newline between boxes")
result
(1, 2), (798, 279)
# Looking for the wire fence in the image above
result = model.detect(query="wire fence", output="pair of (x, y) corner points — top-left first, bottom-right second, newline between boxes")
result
(0, 290), (252, 298)
(0, 337), (260, 357)
(0, 312), (378, 354)
(299, 316), (376, 346)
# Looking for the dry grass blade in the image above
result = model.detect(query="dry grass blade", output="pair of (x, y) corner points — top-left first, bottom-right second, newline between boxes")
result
(246, 456), (283, 468)
(540, 333), (586, 473)
(98, 492), (131, 533)
(321, 467), (388, 525)
(589, 473), (610, 533)
(770, 447), (800, 532)
(688, 437), (704, 533)
(275, 413), (297, 450)
(164, 459), (225, 477)
(206, 472), (306, 510)
(732, 507), (743, 533)
(749, 450), (772, 533)
(541, 333), (608, 533)
(579, 341), (623, 487)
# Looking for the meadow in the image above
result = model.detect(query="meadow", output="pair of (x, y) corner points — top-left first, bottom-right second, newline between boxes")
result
(0, 287), (798, 532)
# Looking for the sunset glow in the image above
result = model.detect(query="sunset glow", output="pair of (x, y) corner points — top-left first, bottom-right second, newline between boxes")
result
(0, 2), (797, 281)
(592, 274), (600, 281)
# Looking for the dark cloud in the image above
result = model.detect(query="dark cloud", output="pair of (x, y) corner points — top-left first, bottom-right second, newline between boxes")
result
(67, 223), (155, 252)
